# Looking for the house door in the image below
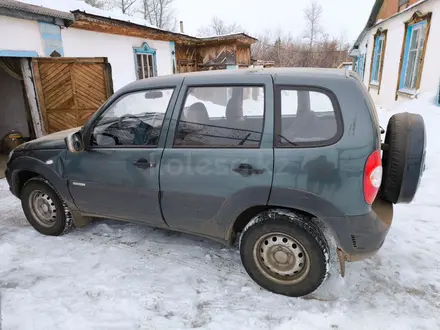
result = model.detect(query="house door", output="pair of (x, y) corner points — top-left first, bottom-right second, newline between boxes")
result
(32, 57), (113, 134)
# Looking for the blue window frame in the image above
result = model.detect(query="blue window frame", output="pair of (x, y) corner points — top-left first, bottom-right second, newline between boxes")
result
(0, 50), (38, 57)
(399, 21), (427, 93)
(134, 42), (157, 80)
(370, 34), (385, 85)
(357, 53), (366, 80)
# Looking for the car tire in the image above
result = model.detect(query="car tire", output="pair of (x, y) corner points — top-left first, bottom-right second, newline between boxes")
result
(21, 177), (72, 236)
(239, 210), (329, 297)
(380, 112), (426, 204)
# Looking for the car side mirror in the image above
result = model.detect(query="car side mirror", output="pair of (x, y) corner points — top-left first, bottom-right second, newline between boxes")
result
(65, 131), (84, 153)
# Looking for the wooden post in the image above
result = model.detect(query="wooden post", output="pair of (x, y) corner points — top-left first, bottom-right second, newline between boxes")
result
(20, 58), (45, 137)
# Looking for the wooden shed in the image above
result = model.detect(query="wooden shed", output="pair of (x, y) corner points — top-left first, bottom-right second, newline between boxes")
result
(175, 33), (258, 73)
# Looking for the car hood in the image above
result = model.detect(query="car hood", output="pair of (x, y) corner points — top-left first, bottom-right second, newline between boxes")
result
(16, 127), (82, 151)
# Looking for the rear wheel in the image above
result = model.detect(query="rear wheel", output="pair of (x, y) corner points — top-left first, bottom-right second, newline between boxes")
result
(21, 177), (72, 236)
(239, 210), (329, 297)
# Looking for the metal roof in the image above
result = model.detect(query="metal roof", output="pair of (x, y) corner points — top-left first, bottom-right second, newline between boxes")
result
(199, 33), (258, 42)
(0, 0), (74, 22)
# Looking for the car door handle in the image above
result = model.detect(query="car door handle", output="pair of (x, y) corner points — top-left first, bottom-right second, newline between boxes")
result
(232, 163), (265, 176)
(133, 158), (156, 169)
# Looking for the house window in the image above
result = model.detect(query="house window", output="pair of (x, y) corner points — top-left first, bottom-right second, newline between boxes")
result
(370, 34), (385, 85)
(136, 54), (155, 79)
(399, 21), (427, 92)
(134, 42), (157, 80)
(357, 53), (366, 80)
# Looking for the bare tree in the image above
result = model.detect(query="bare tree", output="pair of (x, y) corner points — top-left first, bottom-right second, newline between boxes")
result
(197, 16), (243, 37)
(251, 30), (273, 61)
(139, 0), (176, 30)
(110, 0), (138, 15)
(303, 1), (324, 48)
(83, 0), (108, 9)
(251, 28), (349, 69)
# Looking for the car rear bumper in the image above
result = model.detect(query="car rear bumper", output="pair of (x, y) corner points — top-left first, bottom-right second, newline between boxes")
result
(327, 197), (393, 262)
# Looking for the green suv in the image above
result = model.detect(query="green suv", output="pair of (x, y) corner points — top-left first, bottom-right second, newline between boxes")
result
(6, 68), (426, 297)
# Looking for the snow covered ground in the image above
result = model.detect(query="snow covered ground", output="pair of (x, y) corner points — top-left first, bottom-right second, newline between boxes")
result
(1, 95), (440, 330)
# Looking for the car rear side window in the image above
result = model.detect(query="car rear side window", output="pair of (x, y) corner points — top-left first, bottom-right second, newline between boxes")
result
(276, 87), (341, 147)
(173, 86), (265, 148)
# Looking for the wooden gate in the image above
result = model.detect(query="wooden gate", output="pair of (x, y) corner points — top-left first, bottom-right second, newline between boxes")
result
(32, 58), (113, 134)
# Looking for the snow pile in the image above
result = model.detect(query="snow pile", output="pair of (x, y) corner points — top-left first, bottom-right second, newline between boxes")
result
(1, 95), (440, 329)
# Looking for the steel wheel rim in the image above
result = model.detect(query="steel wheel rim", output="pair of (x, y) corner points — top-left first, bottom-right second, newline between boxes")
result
(28, 190), (57, 228)
(253, 232), (311, 285)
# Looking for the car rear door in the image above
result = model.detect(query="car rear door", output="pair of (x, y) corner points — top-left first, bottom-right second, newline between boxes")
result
(159, 73), (274, 240)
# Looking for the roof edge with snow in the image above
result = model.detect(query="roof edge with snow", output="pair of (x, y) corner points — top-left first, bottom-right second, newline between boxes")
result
(72, 10), (258, 45)
(0, 0), (74, 26)
(0, 0), (258, 44)
(349, 0), (384, 56)
(349, 0), (430, 56)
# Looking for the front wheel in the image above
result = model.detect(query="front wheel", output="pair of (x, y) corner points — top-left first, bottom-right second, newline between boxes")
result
(239, 210), (329, 297)
(21, 177), (72, 236)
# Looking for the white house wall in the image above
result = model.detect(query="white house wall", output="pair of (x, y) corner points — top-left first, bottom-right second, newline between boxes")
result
(61, 28), (173, 91)
(420, 0), (440, 96)
(360, 0), (440, 108)
(0, 16), (44, 55)
(0, 15), (173, 92)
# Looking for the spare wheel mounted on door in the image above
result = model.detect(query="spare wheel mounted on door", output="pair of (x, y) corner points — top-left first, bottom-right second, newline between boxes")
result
(380, 112), (426, 204)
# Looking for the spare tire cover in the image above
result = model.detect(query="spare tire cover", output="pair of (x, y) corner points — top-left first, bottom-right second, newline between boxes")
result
(380, 112), (426, 204)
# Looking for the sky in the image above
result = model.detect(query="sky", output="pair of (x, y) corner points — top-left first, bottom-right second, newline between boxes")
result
(173, 0), (376, 44)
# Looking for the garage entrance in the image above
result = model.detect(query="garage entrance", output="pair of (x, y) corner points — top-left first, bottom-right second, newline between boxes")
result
(0, 57), (35, 179)
(0, 56), (114, 178)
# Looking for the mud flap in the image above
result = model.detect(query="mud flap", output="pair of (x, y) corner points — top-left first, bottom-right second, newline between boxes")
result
(71, 210), (92, 228)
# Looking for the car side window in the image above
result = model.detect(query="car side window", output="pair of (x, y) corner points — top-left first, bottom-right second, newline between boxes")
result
(278, 88), (339, 146)
(173, 86), (265, 148)
(90, 88), (174, 147)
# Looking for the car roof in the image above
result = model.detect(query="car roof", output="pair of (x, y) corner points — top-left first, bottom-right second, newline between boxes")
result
(119, 67), (352, 94)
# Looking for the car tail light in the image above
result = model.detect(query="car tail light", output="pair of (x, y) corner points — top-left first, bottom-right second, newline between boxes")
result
(364, 150), (382, 205)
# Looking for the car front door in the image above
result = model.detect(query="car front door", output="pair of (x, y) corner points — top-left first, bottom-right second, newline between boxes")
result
(159, 74), (274, 240)
(63, 84), (181, 226)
